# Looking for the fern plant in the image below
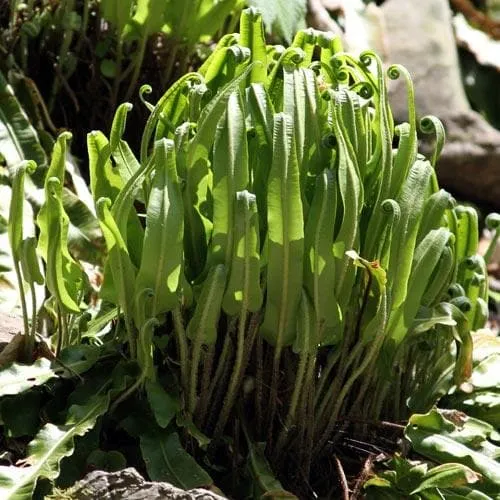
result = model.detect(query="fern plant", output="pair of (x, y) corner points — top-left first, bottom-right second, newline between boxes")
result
(1, 8), (496, 498)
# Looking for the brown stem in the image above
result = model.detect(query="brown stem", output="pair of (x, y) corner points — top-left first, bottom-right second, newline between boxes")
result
(173, 307), (189, 409)
(255, 334), (264, 439)
(195, 346), (214, 427)
(266, 345), (282, 447)
(275, 350), (308, 456)
(214, 311), (248, 437)
(333, 455), (349, 500)
(450, 0), (500, 39)
(208, 343), (235, 432)
(351, 455), (376, 500)
(337, 417), (405, 431)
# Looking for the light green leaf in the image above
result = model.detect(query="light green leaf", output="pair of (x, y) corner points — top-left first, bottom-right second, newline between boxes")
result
(123, 0), (166, 39)
(388, 159), (433, 311)
(43, 178), (83, 313)
(411, 463), (481, 494)
(399, 228), (453, 336)
(469, 353), (500, 390)
(330, 90), (363, 311)
(186, 264), (226, 345)
(303, 169), (338, 337)
(411, 303), (457, 335)
(183, 65), (253, 277)
(211, 90), (249, 267)
(60, 187), (106, 266)
(449, 391), (500, 428)
(405, 409), (500, 487)
(8, 161), (37, 258)
(292, 289), (317, 354)
(135, 139), (184, 318)
(184, 0), (244, 45)
(96, 198), (137, 349)
(109, 103), (142, 190)
(0, 345), (100, 397)
(240, 7), (268, 84)
(87, 131), (122, 204)
(36, 131), (72, 260)
(261, 112), (304, 347)
(222, 190), (262, 315)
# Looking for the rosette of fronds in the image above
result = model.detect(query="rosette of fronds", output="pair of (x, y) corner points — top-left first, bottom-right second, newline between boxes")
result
(5, 8), (493, 498)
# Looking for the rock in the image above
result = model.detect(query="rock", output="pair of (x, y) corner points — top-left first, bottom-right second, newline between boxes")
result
(430, 111), (500, 208)
(307, 0), (344, 37)
(0, 312), (22, 335)
(381, 0), (500, 208)
(343, 0), (388, 58)
(382, 0), (470, 117)
(0, 312), (21, 347)
(64, 468), (227, 500)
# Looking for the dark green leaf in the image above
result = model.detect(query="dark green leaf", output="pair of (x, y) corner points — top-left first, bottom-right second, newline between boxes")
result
(140, 429), (213, 489)
(0, 71), (47, 169)
(1, 390), (42, 438)
(86, 449), (127, 472)
(145, 380), (179, 429)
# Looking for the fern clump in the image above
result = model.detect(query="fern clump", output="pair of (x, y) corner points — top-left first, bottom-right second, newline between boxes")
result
(2, 8), (493, 498)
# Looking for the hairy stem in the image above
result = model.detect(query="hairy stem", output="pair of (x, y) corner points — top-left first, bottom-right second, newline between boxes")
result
(188, 334), (203, 415)
(267, 345), (282, 445)
(255, 334), (264, 439)
(314, 348), (342, 409)
(14, 260), (31, 360)
(56, 304), (64, 357)
(275, 350), (308, 456)
(315, 330), (386, 455)
(214, 310), (247, 437)
(204, 318), (237, 428)
(173, 306), (189, 409)
(28, 280), (37, 350)
(195, 346), (214, 426)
